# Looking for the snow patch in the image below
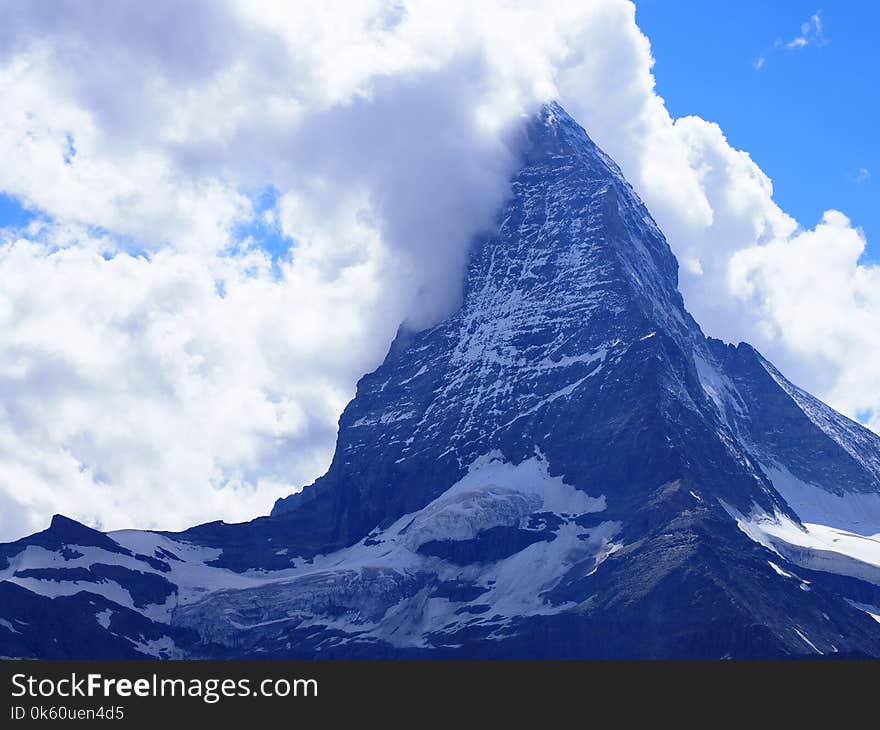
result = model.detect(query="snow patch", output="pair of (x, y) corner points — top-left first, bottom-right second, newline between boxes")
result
(762, 462), (880, 536)
(402, 488), (540, 550)
(793, 627), (822, 655)
(768, 561), (794, 579)
(129, 635), (182, 659)
(95, 609), (113, 630)
(724, 502), (880, 586)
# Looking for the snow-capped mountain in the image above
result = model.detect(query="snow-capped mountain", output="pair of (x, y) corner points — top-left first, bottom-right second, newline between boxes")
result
(3, 103), (880, 659)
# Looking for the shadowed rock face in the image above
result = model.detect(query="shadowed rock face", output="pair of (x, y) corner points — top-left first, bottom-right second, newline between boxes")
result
(3, 103), (880, 659)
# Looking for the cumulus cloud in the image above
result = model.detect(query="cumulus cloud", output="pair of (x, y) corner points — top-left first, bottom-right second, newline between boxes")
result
(0, 0), (875, 539)
(729, 211), (880, 425)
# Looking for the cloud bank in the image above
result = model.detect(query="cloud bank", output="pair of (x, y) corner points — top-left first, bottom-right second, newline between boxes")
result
(0, 0), (876, 539)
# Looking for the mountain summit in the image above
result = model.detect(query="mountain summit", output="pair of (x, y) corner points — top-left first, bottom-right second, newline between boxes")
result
(3, 103), (880, 658)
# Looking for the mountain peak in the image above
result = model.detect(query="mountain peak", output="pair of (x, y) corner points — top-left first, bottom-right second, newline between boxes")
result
(269, 102), (772, 535)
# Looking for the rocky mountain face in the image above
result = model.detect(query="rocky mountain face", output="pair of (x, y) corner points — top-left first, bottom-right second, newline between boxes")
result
(3, 103), (880, 659)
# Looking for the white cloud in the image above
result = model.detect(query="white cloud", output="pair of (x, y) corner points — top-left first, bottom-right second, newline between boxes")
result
(728, 211), (880, 429)
(782, 11), (826, 50)
(0, 222), (387, 538)
(856, 168), (871, 184)
(758, 10), (827, 68)
(0, 0), (875, 539)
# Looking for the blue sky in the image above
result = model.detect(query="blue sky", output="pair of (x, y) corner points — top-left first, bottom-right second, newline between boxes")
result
(637, 0), (879, 259)
(0, 192), (35, 229)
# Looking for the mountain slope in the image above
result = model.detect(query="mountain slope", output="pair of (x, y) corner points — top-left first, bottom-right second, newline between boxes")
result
(2, 103), (880, 659)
